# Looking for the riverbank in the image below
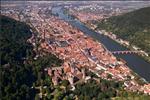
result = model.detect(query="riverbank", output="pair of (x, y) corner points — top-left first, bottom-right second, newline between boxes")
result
(83, 22), (150, 83)
(71, 14), (150, 63)
(83, 22), (150, 64)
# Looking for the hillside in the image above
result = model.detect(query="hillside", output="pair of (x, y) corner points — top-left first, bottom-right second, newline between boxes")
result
(0, 15), (63, 99)
(96, 7), (150, 55)
(0, 15), (35, 99)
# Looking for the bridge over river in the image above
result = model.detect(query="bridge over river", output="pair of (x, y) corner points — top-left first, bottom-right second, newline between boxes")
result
(111, 50), (145, 55)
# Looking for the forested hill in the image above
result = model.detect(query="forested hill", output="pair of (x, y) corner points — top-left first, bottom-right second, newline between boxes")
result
(0, 15), (36, 99)
(0, 15), (63, 99)
(0, 15), (32, 65)
(96, 7), (150, 54)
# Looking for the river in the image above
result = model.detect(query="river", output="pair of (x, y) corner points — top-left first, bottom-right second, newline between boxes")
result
(52, 7), (150, 82)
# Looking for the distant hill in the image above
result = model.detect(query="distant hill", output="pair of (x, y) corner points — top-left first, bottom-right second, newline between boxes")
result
(96, 7), (150, 54)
